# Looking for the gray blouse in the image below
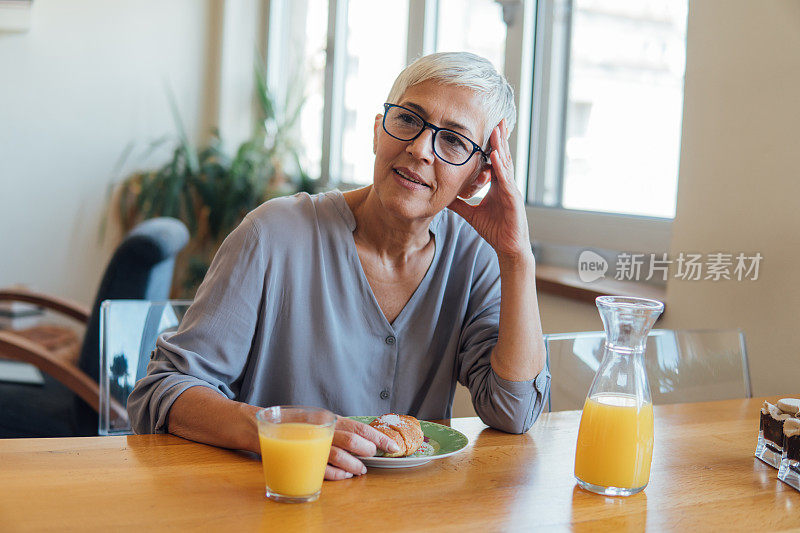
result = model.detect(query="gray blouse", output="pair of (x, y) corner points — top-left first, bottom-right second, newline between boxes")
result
(127, 190), (550, 435)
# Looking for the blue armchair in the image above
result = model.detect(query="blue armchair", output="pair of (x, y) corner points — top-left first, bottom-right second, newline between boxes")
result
(0, 217), (189, 437)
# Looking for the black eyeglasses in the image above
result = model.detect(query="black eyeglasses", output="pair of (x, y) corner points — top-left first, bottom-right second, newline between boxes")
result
(382, 103), (489, 166)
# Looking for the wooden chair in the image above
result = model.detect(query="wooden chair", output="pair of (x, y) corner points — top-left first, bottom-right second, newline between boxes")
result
(0, 217), (189, 437)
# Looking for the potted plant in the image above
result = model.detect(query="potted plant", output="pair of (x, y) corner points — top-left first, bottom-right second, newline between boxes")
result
(109, 64), (314, 297)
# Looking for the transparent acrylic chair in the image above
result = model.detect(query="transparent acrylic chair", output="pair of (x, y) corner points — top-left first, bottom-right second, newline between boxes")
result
(545, 329), (752, 412)
(99, 300), (192, 435)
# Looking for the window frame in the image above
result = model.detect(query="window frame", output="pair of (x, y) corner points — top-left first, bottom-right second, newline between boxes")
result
(526, 0), (675, 257)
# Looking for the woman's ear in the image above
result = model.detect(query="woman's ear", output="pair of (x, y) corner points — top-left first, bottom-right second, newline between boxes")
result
(457, 165), (492, 199)
(373, 114), (382, 154)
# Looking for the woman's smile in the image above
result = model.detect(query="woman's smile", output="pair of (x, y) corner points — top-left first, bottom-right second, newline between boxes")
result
(392, 167), (430, 190)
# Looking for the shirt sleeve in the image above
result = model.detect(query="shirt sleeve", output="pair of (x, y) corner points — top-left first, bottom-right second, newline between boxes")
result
(127, 215), (266, 434)
(456, 245), (551, 434)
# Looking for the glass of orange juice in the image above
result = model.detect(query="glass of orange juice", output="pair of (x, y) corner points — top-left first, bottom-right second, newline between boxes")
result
(574, 296), (663, 496)
(256, 406), (336, 503)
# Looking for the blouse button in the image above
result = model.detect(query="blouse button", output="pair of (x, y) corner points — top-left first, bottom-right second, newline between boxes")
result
(380, 390), (390, 400)
(385, 335), (396, 345)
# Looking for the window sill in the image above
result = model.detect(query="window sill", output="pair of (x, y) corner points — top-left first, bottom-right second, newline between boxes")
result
(525, 205), (673, 256)
(535, 263), (667, 308)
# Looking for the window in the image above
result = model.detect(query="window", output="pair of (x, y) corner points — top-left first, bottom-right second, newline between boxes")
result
(436, 0), (507, 73)
(265, 0), (329, 180)
(267, 0), (511, 190)
(268, 0), (412, 187)
(529, 0), (688, 219)
(340, 0), (409, 184)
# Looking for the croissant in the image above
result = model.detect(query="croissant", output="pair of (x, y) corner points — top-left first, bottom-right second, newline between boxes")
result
(369, 413), (424, 458)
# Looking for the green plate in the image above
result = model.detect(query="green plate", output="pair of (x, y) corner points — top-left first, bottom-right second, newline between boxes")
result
(348, 416), (469, 468)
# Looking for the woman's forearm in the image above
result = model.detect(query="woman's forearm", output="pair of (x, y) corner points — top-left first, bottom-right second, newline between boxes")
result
(491, 252), (546, 382)
(167, 386), (261, 453)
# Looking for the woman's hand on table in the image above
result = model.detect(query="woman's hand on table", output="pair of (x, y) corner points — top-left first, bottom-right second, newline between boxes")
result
(325, 416), (401, 480)
(447, 119), (534, 269)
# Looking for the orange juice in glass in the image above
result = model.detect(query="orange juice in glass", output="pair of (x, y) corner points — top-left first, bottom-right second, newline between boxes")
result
(574, 393), (654, 491)
(256, 406), (336, 503)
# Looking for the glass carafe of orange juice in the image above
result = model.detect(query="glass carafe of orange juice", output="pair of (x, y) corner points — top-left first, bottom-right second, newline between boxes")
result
(574, 295), (664, 496)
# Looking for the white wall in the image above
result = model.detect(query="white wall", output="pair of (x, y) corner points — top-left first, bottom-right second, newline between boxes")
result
(0, 0), (214, 304)
(663, 0), (800, 397)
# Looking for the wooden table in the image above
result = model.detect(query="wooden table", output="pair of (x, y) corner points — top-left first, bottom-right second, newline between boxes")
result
(1, 397), (797, 531)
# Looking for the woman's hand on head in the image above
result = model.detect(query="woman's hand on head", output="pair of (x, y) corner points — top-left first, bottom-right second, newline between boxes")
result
(447, 119), (534, 267)
(325, 416), (401, 480)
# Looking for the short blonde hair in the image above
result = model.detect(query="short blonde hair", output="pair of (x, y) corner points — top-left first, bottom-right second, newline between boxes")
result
(386, 52), (516, 149)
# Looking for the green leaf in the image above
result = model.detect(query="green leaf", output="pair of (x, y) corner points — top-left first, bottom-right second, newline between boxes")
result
(254, 57), (275, 122)
(165, 83), (200, 175)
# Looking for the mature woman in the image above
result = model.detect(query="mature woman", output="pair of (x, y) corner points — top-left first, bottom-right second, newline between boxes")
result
(128, 52), (550, 481)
